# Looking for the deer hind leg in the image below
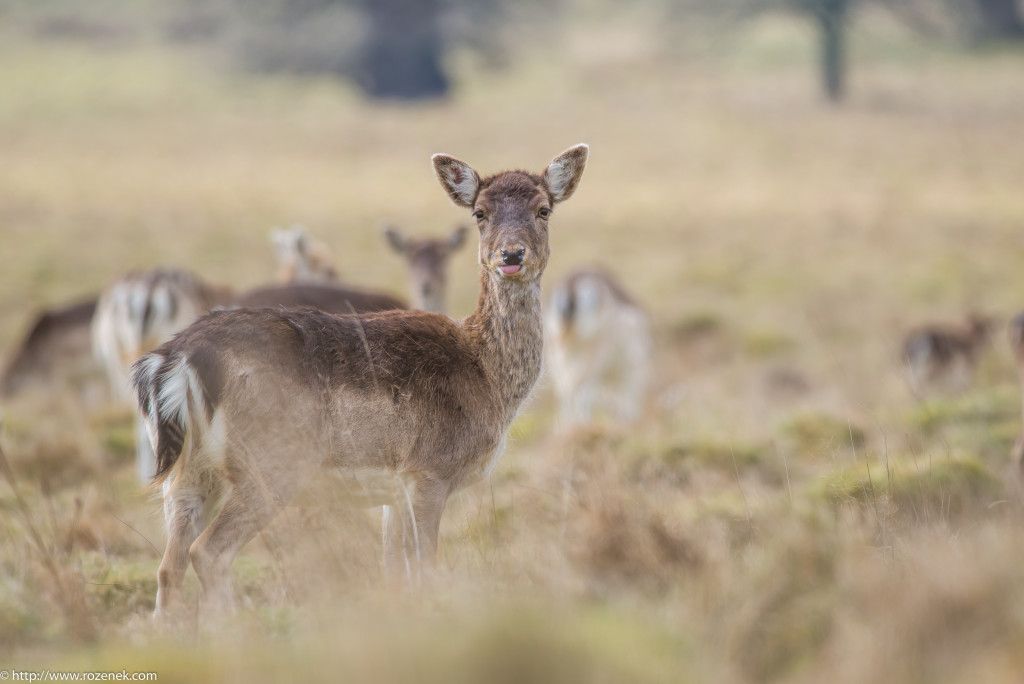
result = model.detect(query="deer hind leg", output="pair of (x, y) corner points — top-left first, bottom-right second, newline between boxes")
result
(382, 475), (449, 585)
(155, 470), (224, 619)
(187, 458), (296, 615)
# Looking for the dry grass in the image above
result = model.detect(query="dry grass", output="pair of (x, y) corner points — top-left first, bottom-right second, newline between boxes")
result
(2, 7), (1024, 682)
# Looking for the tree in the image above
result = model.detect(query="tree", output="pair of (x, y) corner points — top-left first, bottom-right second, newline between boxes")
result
(354, 0), (449, 99)
(797, 0), (853, 102)
(970, 0), (1024, 39)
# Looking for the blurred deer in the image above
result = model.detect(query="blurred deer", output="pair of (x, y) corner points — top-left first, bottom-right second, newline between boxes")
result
(382, 225), (467, 312)
(1, 299), (104, 402)
(1008, 312), (1024, 473)
(92, 268), (230, 481)
(545, 268), (651, 427)
(131, 144), (588, 618)
(270, 224), (337, 283)
(94, 231), (404, 482)
(902, 313), (993, 394)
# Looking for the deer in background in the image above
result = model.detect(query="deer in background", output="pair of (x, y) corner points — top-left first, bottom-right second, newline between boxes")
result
(382, 225), (468, 313)
(132, 144), (589, 617)
(269, 224), (338, 284)
(544, 268), (651, 427)
(1, 299), (104, 402)
(94, 228), (405, 482)
(902, 313), (993, 394)
(92, 268), (230, 481)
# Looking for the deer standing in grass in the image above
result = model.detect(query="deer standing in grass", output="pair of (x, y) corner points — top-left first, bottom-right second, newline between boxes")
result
(382, 225), (468, 313)
(902, 313), (993, 394)
(95, 229), (402, 482)
(545, 268), (651, 427)
(93, 269), (231, 481)
(269, 225), (338, 283)
(132, 144), (589, 617)
(1, 299), (103, 401)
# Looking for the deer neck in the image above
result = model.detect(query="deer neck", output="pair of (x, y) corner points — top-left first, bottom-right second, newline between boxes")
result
(463, 268), (544, 420)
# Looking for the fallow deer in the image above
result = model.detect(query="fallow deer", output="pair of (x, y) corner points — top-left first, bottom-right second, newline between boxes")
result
(902, 313), (993, 394)
(544, 268), (651, 427)
(92, 268), (230, 481)
(95, 267), (405, 482)
(1, 299), (103, 401)
(382, 225), (468, 312)
(269, 225), (337, 284)
(1008, 312), (1024, 473)
(131, 144), (589, 617)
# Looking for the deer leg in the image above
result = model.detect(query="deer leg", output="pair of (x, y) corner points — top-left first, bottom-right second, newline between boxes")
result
(155, 473), (222, 619)
(188, 482), (280, 615)
(382, 475), (449, 585)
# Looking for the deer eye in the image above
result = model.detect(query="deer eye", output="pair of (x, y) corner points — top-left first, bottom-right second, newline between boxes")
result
(473, 210), (485, 221)
(538, 207), (551, 219)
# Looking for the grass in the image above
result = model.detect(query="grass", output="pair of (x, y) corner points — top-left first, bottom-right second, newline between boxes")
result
(2, 5), (1024, 682)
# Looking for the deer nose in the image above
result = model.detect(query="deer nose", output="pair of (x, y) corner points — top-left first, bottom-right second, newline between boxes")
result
(501, 248), (525, 266)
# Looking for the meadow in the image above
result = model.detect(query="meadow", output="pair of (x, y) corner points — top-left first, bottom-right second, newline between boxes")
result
(3, 8), (1024, 682)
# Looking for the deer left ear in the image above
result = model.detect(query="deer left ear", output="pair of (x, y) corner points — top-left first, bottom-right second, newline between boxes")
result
(543, 143), (589, 204)
(433, 154), (480, 209)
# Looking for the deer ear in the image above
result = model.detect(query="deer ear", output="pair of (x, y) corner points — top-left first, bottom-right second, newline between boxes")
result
(382, 225), (406, 254)
(543, 143), (589, 204)
(448, 225), (468, 251)
(432, 154), (480, 208)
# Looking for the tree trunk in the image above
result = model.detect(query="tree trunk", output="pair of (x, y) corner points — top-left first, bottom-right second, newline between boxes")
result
(816, 0), (849, 103)
(356, 0), (449, 100)
(972, 0), (1024, 39)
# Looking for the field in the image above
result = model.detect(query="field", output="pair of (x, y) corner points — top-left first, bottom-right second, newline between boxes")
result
(3, 8), (1024, 682)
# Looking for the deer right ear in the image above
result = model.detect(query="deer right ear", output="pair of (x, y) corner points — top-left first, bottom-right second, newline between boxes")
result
(382, 226), (406, 254)
(544, 143), (589, 204)
(432, 154), (480, 209)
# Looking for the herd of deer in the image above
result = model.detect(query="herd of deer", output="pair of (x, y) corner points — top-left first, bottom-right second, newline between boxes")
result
(0, 145), (660, 619)
(0, 145), (1019, 621)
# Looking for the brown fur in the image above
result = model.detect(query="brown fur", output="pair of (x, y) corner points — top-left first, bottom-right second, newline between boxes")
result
(1, 299), (100, 398)
(132, 144), (589, 617)
(230, 283), (406, 314)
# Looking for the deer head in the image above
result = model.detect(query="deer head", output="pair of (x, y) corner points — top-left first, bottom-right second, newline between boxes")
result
(432, 144), (589, 286)
(382, 225), (467, 313)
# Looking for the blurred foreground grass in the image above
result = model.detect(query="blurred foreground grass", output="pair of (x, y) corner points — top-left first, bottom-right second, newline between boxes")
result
(3, 9), (1024, 683)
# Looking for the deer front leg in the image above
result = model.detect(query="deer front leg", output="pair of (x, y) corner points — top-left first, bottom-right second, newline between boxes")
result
(381, 474), (449, 585)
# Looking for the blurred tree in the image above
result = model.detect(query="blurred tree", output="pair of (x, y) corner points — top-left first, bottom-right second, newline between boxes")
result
(188, 0), (509, 101)
(355, 0), (449, 99)
(794, 0), (852, 102)
(969, 0), (1024, 39)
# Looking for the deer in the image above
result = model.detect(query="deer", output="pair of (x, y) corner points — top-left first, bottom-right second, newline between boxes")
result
(902, 313), (993, 395)
(92, 268), (231, 481)
(544, 268), (651, 427)
(130, 144), (589, 618)
(94, 261), (405, 482)
(382, 225), (468, 313)
(1, 298), (104, 402)
(269, 225), (338, 284)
